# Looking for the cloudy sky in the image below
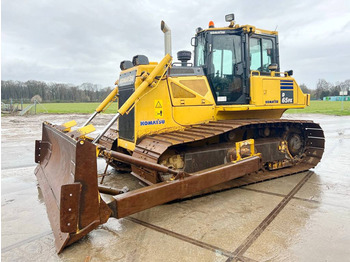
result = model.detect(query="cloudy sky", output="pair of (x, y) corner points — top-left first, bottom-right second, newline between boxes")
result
(2, 0), (350, 88)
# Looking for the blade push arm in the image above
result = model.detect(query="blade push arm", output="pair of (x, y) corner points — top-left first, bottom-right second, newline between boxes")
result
(83, 85), (119, 126)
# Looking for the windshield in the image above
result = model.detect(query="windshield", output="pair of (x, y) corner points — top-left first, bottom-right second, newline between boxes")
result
(211, 34), (241, 76)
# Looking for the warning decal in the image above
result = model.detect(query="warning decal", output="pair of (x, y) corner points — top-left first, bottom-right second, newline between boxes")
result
(154, 100), (163, 118)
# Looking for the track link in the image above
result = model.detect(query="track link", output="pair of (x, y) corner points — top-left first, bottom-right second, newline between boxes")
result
(131, 119), (324, 190)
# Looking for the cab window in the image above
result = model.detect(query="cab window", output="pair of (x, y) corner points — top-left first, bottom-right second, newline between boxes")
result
(195, 35), (206, 66)
(250, 38), (274, 72)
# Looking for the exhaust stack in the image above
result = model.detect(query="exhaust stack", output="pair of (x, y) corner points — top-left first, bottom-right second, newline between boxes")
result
(161, 20), (172, 56)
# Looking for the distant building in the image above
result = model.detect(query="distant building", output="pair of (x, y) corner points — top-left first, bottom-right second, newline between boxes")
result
(323, 96), (350, 101)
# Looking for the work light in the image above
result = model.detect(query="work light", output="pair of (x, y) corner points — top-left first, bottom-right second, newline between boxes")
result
(225, 13), (235, 22)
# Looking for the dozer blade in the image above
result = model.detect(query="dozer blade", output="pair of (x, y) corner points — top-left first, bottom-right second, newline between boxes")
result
(34, 122), (111, 253)
(35, 122), (262, 253)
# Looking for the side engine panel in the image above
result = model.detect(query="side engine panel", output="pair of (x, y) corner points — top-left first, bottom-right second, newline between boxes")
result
(118, 70), (137, 142)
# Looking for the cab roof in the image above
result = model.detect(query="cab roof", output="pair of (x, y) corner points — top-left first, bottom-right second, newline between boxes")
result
(197, 24), (278, 36)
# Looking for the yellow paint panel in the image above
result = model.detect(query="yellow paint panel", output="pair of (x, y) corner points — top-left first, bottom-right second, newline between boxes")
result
(62, 120), (77, 128)
(62, 120), (77, 131)
(169, 77), (215, 106)
(118, 138), (135, 151)
(76, 124), (96, 136)
(216, 108), (286, 120)
(172, 106), (214, 125)
(134, 79), (178, 140)
(250, 75), (307, 109)
(262, 79), (281, 105)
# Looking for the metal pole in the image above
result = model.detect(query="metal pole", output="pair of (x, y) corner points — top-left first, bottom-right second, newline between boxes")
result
(93, 113), (120, 143)
(341, 88), (345, 111)
(83, 111), (98, 127)
(161, 21), (172, 56)
(83, 86), (119, 127)
(102, 148), (183, 175)
(98, 185), (125, 195)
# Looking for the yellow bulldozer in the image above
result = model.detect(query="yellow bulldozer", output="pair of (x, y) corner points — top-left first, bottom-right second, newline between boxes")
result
(35, 14), (324, 253)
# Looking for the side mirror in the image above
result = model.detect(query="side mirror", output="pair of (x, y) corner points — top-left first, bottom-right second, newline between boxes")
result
(191, 37), (198, 47)
(284, 70), (293, 76)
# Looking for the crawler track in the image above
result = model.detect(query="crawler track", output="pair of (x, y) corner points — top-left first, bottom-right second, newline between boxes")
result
(131, 119), (324, 193)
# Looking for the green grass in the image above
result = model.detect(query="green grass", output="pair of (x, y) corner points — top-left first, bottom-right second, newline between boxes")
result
(286, 101), (350, 116)
(17, 101), (350, 116)
(21, 102), (119, 114)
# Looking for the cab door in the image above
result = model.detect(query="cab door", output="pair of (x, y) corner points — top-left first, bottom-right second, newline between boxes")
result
(206, 33), (246, 104)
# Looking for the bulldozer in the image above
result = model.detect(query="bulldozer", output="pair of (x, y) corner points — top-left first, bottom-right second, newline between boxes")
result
(35, 14), (324, 253)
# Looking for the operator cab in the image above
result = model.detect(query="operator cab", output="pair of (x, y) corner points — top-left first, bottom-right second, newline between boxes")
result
(193, 14), (279, 105)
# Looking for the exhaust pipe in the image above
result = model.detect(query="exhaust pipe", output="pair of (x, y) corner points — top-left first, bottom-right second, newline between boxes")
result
(161, 20), (172, 57)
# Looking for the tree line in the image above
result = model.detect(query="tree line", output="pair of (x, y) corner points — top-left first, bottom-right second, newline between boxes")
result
(300, 79), (350, 100)
(2, 78), (350, 103)
(1, 80), (114, 103)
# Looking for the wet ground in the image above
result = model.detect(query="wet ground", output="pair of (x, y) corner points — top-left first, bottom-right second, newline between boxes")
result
(1, 113), (350, 261)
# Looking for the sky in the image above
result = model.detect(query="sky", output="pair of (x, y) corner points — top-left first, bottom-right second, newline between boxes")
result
(2, 0), (350, 89)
